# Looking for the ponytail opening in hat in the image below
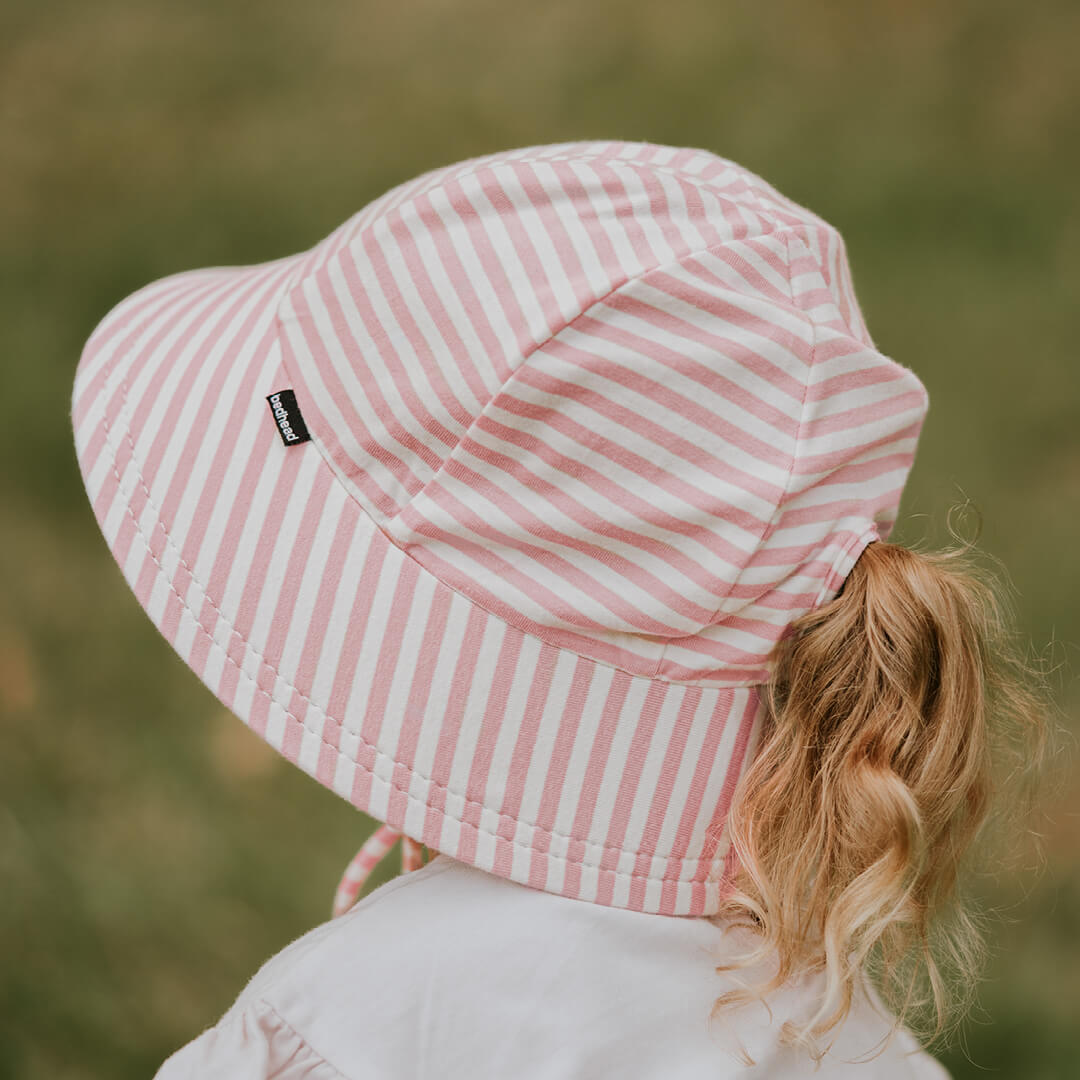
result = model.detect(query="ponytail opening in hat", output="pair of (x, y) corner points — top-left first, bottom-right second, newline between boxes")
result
(707, 533), (1051, 1064)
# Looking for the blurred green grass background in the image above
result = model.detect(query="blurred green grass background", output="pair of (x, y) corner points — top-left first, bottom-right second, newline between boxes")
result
(2, 0), (1078, 1075)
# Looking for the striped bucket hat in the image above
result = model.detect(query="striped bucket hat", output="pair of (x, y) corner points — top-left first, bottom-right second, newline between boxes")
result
(71, 140), (928, 918)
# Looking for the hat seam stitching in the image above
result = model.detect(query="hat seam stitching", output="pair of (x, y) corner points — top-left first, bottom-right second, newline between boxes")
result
(775, 229), (818, 534)
(94, 357), (742, 878)
(654, 227), (808, 677)
(768, 231), (906, 613)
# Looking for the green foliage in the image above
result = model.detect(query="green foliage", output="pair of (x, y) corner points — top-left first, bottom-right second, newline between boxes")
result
(1, 1), (1077, 1074)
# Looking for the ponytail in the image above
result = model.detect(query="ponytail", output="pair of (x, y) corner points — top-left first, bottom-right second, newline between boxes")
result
(709, 538), (1051, 1062)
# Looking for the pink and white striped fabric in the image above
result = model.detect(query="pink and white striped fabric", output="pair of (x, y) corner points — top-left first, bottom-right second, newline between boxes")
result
(71, 140), (928, 916)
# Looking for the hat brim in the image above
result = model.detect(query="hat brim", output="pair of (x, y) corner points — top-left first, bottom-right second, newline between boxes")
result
(72, 254), (764, 916)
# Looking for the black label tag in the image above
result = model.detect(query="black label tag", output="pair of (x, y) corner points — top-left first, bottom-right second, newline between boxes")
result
(266, 389), (311, 446)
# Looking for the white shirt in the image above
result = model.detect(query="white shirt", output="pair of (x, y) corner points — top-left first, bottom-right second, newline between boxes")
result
(155, 853), (950, 1078)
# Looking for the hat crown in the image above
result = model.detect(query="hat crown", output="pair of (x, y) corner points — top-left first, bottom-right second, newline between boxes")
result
(277, 141), (927, 684)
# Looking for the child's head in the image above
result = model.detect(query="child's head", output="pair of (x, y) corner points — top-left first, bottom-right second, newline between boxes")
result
(71, 139), (1053, 1064)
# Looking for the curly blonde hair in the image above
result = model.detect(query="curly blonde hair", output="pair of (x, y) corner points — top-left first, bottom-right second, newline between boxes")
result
(708, 537), (1053, 1063)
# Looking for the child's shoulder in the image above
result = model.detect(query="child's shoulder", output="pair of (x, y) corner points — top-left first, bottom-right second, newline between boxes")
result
(229, 855), (459, 1012)
(157, 856), (951, 1079)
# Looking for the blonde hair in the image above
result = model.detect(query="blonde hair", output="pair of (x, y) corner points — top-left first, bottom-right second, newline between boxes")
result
(708, 535), (1053, 1063)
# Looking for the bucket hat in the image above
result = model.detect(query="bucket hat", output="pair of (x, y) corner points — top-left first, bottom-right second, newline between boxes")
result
(72, 140), (928, 917)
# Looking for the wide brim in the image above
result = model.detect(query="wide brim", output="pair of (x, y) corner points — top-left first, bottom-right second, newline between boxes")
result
(71, 253), (765, 916)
